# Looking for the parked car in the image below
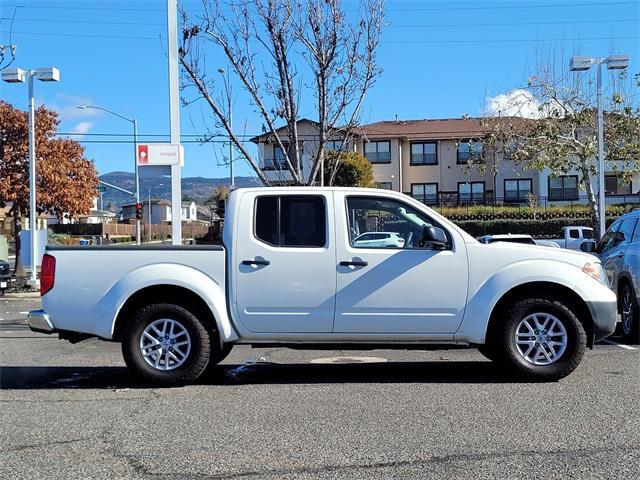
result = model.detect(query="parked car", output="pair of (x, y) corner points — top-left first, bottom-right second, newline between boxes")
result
(0, 259), (10, 295)
(586, 211), (640, 343)
(476, 234), (560, 248)
(541, 226), (594, 250)
(353, 231), (405, 248)
(28, 187), (616, 386)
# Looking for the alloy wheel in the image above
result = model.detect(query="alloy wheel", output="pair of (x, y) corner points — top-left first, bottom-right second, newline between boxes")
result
(139, 318), (192, 371)
(514, 313), (568, 366)
(621, 289), (634, 335)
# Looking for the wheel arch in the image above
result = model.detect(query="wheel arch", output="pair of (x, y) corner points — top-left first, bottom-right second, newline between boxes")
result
(485, 281), (595, 348)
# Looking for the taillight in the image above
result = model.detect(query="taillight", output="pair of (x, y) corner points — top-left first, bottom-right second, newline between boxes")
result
(40, 254), (56, 296)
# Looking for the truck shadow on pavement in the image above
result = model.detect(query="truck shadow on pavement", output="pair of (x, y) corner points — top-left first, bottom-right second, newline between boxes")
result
(0, 362), (538, 390)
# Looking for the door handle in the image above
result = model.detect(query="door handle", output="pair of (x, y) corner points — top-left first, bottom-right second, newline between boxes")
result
(242, 259), (270, 266)
(339, 260), (368, 267)
(617, 252), (625, 258)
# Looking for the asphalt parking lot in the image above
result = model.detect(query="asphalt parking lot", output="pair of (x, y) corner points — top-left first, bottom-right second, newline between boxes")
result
(1, 296), (639, 479)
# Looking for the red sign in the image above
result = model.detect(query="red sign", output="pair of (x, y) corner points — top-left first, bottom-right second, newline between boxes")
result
(137, 145), (149, 164)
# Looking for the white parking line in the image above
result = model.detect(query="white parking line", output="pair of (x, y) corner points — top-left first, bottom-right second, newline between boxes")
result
(602, 339), (638, 351)
(19, 311), (29, 315)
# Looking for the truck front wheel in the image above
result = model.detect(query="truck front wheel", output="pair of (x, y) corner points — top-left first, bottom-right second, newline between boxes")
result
(496, 297), (586, 381)
(122, 303), (212, 386)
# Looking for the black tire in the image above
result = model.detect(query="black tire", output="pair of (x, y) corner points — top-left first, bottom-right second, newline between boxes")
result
(211, 344), (233, 364)
(477, 344), (498, 362)
(494, 296), (586, 381)
(619, 283), (640, 345)
(122, 303), (212, 386)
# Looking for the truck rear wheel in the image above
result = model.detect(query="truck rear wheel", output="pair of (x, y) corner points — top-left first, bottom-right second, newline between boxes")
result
(122, 303), (211, 386)
(496, 296), (586, 381)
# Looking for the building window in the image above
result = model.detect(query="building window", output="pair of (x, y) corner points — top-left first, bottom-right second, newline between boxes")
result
(504, 179), (533, 202)
(457, 140), (483, 164)
(364, 141), (391, 164)
(326, 140), (346, 152)
(411, 183), (438, 204)
(263, 144), (289, 170)
(376, 182), (392, 190)
(255, 195), (326, 247)
(605, 174), (631, 195)
(458, 182), (485, 203)
(410, 142), (437, 165)
(548, 175), (579, 200)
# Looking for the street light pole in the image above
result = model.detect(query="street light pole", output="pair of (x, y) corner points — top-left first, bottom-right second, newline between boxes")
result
(27, 73), (37, 287)
(596, 61), (605, 240)
(2, 66), (60, 288)
(218, 67), (234, 189)
(570, 54), (629, 239)
(77, 105), (141, 244)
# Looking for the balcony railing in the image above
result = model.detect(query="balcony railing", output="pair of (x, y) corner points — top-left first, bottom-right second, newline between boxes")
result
(408, 193), (640, 212)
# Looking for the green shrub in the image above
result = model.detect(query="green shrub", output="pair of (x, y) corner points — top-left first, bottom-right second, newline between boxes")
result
(453, 217), (616, 238)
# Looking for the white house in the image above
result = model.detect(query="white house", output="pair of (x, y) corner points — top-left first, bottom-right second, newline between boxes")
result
(121, 200), (199, 224)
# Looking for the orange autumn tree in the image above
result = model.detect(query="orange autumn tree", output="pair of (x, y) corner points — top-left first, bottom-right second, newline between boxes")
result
(0, 100), (99, 273)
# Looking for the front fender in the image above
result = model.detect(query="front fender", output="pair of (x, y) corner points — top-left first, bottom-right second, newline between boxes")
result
(95, 263), (237, 343)
(455, 259), (584, 344)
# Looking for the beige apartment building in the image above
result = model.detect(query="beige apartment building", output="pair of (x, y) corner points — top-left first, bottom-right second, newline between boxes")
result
(251, 117), (638, 206)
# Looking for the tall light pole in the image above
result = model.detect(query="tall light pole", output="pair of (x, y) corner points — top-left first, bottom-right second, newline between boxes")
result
(218, 67), (235, 188)
(570, 54), (629, 239)
(2, 66), (60, 288)
(78, 105), (141, 245)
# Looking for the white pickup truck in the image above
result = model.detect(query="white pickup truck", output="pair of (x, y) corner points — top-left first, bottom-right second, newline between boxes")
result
(29, 188), (617, 385)
(541, 226), (595, 250)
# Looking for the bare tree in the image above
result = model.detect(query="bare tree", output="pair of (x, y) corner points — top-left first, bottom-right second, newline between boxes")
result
(178, 0), (384, 185)
(467, 51), (640, 239)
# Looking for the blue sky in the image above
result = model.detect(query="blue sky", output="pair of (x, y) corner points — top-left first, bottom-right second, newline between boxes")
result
(1, 0), (639, 180)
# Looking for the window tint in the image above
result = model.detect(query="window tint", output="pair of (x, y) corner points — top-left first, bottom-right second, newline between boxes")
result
(255, 196), (326, 247)
(599, 219), (622, 253)
(569, 229), (580, 239)
(255, 197), (278, 245)
(346, 196), (448, 250)
(613, 218), (637, 248)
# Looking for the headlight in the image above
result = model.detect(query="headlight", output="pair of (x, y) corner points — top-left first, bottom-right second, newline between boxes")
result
(582, 262), (608, 287)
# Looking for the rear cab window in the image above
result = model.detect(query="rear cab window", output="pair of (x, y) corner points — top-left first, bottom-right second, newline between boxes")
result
(254, 195), (327, 247)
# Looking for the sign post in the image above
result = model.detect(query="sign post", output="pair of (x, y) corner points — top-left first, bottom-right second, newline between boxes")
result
(167, 0), (182, 245)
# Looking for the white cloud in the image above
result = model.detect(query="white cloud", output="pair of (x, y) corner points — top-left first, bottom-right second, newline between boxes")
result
(70, 121), (94, 135)
(47, 94), (103, 122)
(485, 89), (543, 119)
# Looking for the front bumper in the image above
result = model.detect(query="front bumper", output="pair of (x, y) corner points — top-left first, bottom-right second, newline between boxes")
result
(28, 309), (56, 334)
(586, 296), (617, 341)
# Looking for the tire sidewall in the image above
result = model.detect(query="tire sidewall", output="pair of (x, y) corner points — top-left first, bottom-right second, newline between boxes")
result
(620, 283), (639, 339)
(503, 298), (584, 379)
(122, 303), (210, 385)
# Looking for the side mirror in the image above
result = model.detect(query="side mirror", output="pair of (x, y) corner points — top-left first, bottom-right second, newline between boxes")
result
(421, 226), (448, 249)
(580, 240), (596, 253)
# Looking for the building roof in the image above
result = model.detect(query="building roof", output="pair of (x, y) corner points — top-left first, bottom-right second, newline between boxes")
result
(357, 117), (489, 140)
(121, 199), (171, 208)
(249, 118), (319, 144)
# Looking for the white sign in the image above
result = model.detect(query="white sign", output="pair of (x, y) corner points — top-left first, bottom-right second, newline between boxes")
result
(137, 144), (184, 166)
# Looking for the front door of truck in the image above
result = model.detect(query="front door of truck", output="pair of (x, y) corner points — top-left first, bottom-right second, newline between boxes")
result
(233, 192), (336, 333)
(333, 193), (468, 334)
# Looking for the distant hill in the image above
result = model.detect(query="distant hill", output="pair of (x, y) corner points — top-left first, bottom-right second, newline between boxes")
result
(98, 171), (259, 211)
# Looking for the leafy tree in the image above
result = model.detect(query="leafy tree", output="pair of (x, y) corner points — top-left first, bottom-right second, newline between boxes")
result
(468, 59), (640, 239)
(0, 101), (99, 273)
(323, 150), (375, 188)
(204, 184), (230, 219)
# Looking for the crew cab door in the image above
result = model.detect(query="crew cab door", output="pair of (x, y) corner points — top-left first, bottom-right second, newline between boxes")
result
(599, 217), (636, 288)
(232, 191), (336, 333)
(333, 192), (469, 334)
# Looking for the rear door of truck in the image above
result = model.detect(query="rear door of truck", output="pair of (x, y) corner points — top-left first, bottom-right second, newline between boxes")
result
(231, 190), (336, 333)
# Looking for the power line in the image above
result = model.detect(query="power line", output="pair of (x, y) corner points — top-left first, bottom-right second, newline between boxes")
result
(3, 1), (638, 13)
(5, 29), (639, 44)
(3, 16), (637, 29)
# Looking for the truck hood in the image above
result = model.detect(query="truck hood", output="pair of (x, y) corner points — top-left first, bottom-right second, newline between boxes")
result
(470, 241), (599, 269)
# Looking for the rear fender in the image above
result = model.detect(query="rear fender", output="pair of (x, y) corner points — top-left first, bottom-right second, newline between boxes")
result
(100, 263), (237, 343)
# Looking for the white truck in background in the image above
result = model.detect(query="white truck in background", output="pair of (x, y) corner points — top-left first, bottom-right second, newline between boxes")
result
(541, 226), (595, 250)
(28, 188), (616, 386)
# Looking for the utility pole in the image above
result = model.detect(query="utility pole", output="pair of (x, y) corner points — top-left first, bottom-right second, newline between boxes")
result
(167, 0), (182, 245)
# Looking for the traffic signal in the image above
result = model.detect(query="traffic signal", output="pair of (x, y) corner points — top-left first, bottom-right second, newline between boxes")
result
(135, 203), (143, 220)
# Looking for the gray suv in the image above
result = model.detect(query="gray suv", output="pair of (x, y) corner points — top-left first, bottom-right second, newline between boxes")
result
(595, 211), (640, 343)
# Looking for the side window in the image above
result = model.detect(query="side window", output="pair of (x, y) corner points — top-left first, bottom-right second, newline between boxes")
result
(346, 196), (448, 250)
(599, 219), (622, 253)
(254, 196), (326, 247)
(613, 218), (637, 248)
(569, 229), (580, 239)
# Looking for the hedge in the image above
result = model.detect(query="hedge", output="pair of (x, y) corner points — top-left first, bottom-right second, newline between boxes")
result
(452, 217), (616, 238)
